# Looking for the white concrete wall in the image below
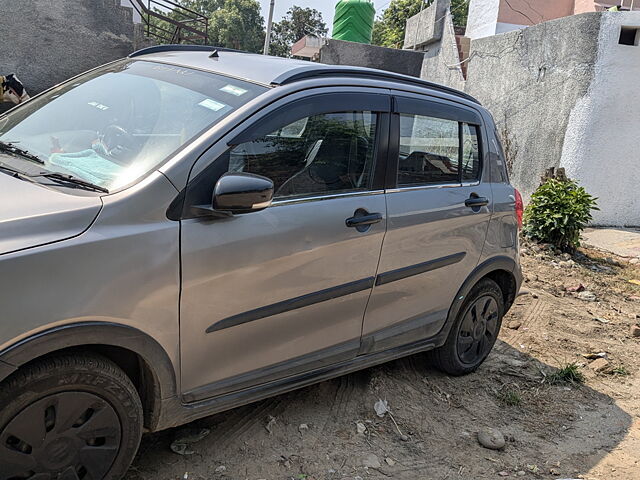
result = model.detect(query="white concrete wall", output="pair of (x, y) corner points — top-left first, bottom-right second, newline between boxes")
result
(560, 12), (640, 226)
(121, 0), (142, 23)
(495, 21), (528, 34)
(466, 0), (501, 39)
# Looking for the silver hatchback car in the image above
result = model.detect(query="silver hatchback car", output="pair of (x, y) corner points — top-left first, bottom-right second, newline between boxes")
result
(0, 46), (522, 479)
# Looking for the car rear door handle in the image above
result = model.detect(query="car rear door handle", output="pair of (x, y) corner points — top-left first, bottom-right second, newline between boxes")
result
(346, 212), (383, 228)
(465, 195), (489, 208)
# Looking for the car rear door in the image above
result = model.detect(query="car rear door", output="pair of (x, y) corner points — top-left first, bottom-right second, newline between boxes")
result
(179, 90), (391, 400)
(361, 92), (492, 353)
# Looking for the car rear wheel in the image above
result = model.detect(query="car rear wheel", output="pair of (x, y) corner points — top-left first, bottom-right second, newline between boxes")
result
(0, 353), (142, 480)
(428, 278), (504, 375)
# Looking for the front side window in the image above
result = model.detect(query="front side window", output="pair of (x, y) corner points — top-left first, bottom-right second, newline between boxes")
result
(398, 113), (481, 187)
(229, 111), (378, 200)
(0, 60), (266, 192)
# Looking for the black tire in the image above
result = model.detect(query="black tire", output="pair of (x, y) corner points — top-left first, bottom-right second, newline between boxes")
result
(428, 278), (504, 376)
(0, 353), (143, 480)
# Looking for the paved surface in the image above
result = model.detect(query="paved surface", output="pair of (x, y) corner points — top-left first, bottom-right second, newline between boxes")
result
(582, 227), (640, 259)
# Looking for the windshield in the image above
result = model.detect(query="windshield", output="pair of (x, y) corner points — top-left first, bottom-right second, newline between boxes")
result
(0, 60), (267, 191)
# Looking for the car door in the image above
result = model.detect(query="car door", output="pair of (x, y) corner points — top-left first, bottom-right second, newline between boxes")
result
(179, 91), (391, 400)
(361, 93), (492, 353)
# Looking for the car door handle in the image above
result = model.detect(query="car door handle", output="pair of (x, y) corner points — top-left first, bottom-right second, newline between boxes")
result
(345, 212), (383, 228)
(465, 195), (489, 208)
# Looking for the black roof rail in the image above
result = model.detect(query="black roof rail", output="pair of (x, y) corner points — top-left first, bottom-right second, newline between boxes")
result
(129, 44), (248, 58)
(271, 67), (480, 105)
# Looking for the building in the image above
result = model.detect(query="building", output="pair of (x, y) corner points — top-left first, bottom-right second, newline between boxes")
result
(466, 0), (640, 39)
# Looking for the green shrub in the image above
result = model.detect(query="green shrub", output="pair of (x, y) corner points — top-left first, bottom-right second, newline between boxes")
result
(523, 178), (598, 252)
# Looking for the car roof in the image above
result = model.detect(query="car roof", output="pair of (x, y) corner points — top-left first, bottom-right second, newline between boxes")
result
(129, 45), (480, 105)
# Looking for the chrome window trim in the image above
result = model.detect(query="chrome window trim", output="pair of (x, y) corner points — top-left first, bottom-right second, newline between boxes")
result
(271, 189), (385, 207)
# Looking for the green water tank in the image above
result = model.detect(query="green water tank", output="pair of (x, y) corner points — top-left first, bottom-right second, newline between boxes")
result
(332, 0), (376, 44)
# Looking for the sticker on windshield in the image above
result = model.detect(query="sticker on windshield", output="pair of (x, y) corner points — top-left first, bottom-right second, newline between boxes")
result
(198, 99), (227, 112)
(220, 84), (248, 96)
(88, 101), (109, 111)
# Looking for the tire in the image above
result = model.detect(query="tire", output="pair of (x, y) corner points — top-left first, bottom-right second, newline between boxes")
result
(428, 278), (504, 376)
(0, 353), (143, 480)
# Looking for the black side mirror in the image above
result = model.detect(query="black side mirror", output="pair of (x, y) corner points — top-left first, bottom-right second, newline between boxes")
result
(211, 172), (274, 215)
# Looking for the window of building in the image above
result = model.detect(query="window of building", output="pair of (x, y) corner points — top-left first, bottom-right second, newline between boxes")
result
(398, 114), (481, 186)
(619, 26), (640, 46)
(229, 111), (378, 199)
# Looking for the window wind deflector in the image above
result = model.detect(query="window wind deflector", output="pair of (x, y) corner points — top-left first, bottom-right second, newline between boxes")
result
(228, 93), (391, 146)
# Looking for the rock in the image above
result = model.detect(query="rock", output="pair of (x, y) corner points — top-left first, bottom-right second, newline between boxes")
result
(630, 325), (640, 337)
(560, 253), (572, 261)
(577, 291), (597, 302)
(588, 358), (610, 372)
(504, 358), (526, 368)
(498, 471), (510, 476)
(558, 260), (574, 268)
(516, 471), (526, 476)
(592, 317), (609, 324)
(298, 423), (309, 434)
(507, 321), (522, 330)
(566, 284), (585, 293)
(629, 258), (639, 264)
(400, 434), (410, 442)
(385, 457), (396, 466)
(362, 453), (381, 469)
(214, 465), (226, 473)
(477, 428), (506, 450)
(356, 422), (366, 435)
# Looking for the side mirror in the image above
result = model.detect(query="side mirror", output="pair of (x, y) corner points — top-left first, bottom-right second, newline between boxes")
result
(212, 172), (274, 215)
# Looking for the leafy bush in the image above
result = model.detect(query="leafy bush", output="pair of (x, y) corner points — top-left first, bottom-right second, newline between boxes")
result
(523, 178), (598, 252)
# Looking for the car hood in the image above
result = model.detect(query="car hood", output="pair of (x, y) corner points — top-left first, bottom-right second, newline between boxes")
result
(0, 173), (102, 255)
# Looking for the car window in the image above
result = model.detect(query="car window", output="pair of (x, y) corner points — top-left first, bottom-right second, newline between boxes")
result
(0, 60), (266, 192)
(397, 113), (483, 186)
(462, 123), (481, 182)
(398, 114), (460, 186)
(229, 111), (378, 200)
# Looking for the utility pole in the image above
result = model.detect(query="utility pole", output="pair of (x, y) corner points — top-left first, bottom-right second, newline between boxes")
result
(263, 0), (275, 55)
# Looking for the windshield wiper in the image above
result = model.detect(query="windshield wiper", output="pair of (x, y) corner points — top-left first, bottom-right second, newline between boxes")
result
(0, 140), (44, 164)
(29, 172), (109, 193)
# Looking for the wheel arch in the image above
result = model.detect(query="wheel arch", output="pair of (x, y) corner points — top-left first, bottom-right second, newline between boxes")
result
(0, 322), (177, 431)
(439, 255), (522, 344)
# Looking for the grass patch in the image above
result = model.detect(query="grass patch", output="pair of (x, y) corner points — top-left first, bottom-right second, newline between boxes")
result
(547, 362), (585, 385)
(610, 366), (630, 376)
(498, 389), (522, 406)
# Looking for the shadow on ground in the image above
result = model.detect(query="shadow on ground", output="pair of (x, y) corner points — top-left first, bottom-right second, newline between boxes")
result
(127, 339), (632, 479)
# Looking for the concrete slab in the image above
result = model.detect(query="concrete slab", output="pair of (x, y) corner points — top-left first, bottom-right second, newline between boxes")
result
(582, 227), (640, 259)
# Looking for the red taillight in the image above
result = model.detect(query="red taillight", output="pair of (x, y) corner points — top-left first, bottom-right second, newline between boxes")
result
(514, 188), (523, 229)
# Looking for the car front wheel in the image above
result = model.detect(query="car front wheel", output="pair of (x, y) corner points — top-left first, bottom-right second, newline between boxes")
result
(0, 353), (142, 480)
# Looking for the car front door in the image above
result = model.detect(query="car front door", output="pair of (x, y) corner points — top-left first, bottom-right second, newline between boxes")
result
(361, 93), (492, 353)
(179, 91), (391, 400)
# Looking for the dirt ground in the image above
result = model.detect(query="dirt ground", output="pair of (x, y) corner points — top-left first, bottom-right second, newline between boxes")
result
(127, 242), (640, 480)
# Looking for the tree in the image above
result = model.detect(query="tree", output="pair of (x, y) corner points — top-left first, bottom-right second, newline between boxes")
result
(372, 0), (469, 49)
(148, 0), (265, 53)
(269, 6), (328, 58)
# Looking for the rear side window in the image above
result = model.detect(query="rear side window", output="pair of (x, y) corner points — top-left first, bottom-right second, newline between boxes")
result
(398, 113), (481, 187)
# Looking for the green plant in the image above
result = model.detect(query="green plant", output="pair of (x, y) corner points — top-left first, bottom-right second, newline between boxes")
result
(610, 366), (630, 376)
(523, 178), (598, 252)
(497, 389), (522, 406)
(547, 362), (585, 385)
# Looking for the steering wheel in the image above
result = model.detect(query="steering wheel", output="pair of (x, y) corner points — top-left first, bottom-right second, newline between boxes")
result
(100, 124), (137, 163)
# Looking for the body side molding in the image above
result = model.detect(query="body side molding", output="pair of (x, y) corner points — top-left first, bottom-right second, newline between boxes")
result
(206, 277), (375, 333)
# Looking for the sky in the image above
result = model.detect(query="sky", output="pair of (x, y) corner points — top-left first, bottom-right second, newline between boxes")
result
(259, 1), (390, 30)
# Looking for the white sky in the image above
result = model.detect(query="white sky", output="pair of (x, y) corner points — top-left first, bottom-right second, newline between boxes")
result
(259, 1), (391, 31)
